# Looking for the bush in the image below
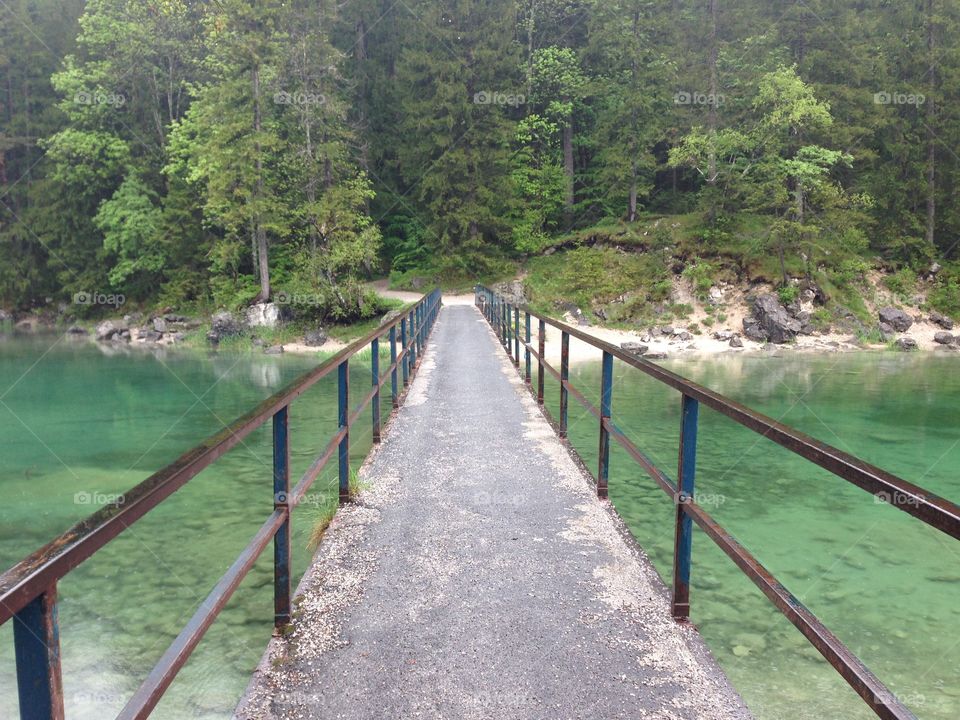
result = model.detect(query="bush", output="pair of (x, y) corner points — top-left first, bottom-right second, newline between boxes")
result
(882, 268), (917, 299)
(928, 278), (960, 318)
(777, 285), (800, 305)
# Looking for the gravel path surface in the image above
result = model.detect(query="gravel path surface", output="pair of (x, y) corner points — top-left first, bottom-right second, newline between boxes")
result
(235, 304), (751, 720)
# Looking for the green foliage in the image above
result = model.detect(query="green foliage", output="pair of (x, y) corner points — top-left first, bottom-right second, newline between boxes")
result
(882, 269), (917, 298)
(682, 260), (717, 298)
(777, 285), (800, 306)
(927, 266), (960, 318)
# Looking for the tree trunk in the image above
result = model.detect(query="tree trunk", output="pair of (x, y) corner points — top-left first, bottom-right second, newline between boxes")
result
(526, 0), (535, 100)
(563, 122), (574, 212)
(925, 0), (936, 249)
(706, 0), (719, 223)
(252, 62), (270, 302)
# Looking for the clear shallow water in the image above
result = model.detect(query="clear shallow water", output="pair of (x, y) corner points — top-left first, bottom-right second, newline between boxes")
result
(544, 348), (960, 720)
(0, 335), (386, 719)
(1, 336), (957, 719)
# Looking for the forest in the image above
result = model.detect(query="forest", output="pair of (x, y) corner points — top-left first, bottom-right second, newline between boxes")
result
(1, 0), (959, 323)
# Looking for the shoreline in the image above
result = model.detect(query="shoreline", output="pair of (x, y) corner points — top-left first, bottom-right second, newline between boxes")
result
(7, 294), (955, 363)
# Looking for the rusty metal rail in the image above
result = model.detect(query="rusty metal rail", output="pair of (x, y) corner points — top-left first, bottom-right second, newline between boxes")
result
(0, 289), (442, 720)
(476, 284), (960, 720)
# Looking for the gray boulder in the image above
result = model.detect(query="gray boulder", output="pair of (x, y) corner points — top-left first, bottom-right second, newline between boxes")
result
(304, 329), (328, 347)
(95, 320), (124, 341)
(929, 311), (954, 330)
(877, 322), (895, 341)
(646, 351), (668, 360)
(729, 336), (744, 348)
(895, 336), (919, 352)
(742, 317), (768, 342)
(246, 302), (286, 329)
(934, 331), (954, 345)
(140, 330), (163, 343)
(753, 293), (801, 344)
(66, 325), (88, 335)
(264, 345), (284, 355)
(878, 307), (913, 332)
(152, 317), (168, 333)
(211, 311), (245, 338)
(620, 342), (648, 356)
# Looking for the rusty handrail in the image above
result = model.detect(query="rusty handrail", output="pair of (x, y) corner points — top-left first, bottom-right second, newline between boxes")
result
(476, 284), (954, 720)
(1, 289), (443, 720)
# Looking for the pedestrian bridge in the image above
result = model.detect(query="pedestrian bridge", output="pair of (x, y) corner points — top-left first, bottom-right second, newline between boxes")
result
(1, 290), (957, 720)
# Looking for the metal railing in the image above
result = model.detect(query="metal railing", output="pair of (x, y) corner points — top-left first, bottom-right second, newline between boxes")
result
(0, 289), (442, 720)
(476, 284), (959, 720)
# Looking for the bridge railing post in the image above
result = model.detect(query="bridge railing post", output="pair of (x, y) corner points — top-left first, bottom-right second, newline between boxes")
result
(13, 585), (64, 720)
(560, 331), (570, 437)
(537, 319), (545, 404)
(598, 351), (612, 499)
(524, 312), (532, 384)
(503, 302), (509, 349)
(338, 360), (350, 504)
(513, 307), (520, 366)
(389, 326), (399, 408)
(671, 394), (699, 619)
(400, 318), (409, 387)
(273, 406), (291, 626)
(371, 337), (381, 444)
(409, 310), (417, 370)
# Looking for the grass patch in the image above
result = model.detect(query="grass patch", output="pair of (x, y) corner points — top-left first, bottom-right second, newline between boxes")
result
(525, 246), (670, 322)
(307, 471), (368, 549)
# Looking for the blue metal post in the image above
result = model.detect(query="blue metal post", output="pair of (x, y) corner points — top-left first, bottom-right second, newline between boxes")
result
(409, 310), (417, 369)
(560, 331), (570, 437)
(389, 326), (399, 408)
(273, 406), (291, 626)
(598, 351), (613, 498)
(400, 318), (409, 386)
(338, 360), (350, 504)
(672, 394), (700, 619)
(537, 319), (545, 404)
(514, 307), (520, 365)
(524, 312), (532, 384)
(13, 586), (64, 720)
(371, 338), (381, 444)
(503, 302), (509, 348)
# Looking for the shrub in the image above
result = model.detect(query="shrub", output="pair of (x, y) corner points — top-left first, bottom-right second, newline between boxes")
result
(777, 285), (800, 305)
(882, 268), (917, 299)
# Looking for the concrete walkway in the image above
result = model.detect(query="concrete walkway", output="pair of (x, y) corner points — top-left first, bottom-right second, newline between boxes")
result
(236, 304), (751, 720)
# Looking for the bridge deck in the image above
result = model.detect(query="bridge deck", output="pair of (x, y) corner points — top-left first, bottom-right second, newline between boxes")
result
(236, 304), (750, 720)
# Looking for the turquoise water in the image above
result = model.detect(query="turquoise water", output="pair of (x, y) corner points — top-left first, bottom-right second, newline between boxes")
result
(0, 335), (387, 719)
(544, 347), (960, 720)
(1, 335), (957, 719)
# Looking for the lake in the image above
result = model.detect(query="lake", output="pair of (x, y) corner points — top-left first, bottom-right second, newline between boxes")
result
(0, 334), (957, 718)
